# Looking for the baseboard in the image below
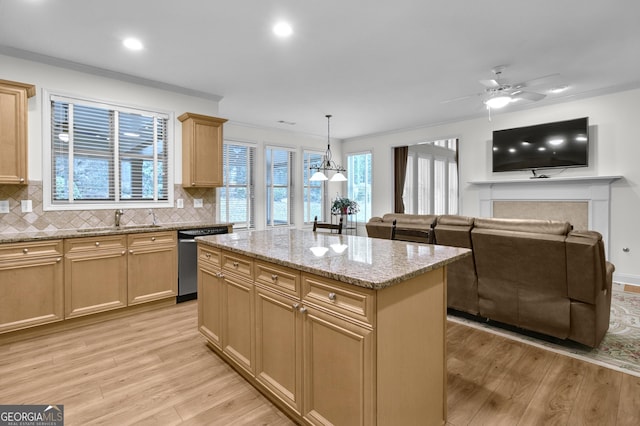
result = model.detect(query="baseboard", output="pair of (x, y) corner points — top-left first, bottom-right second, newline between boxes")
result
(613, 272), (640, 286)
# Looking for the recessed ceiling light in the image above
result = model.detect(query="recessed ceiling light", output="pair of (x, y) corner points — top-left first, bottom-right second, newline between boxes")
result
(123, 37), (144, 51)
(273, 22), (293, 37)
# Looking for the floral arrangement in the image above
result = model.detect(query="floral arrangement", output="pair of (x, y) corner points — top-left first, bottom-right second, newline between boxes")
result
(331, 195), (360, 215)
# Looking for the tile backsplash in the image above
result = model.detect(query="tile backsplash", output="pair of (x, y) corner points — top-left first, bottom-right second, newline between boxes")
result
(0, 182), (216, 233)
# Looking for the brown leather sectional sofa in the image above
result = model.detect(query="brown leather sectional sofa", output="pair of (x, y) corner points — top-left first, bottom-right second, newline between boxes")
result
(366, 214), (615, 347)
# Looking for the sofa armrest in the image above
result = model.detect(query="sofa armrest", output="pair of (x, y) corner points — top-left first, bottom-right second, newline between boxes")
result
(566, 230), (612, 303)
(368, 216), (383, 223)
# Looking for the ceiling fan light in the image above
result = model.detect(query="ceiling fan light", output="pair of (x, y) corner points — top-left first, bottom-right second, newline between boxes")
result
(485, 95), (512, 109)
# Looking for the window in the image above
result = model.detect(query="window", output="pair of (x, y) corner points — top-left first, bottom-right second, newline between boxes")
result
(347, 152), (372, 223)
(266, 147), (294, 227)
(303, 151), (325, 223)
(403, 139), (458, 215)
(45, 93), (171, 209)
(219, 142), (255, 229)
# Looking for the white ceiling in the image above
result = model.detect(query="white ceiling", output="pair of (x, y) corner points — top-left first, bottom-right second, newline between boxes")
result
(1, 0), (639, 139)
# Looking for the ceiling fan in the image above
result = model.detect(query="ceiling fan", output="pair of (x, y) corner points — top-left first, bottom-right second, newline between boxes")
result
(443, 65), (560, 110)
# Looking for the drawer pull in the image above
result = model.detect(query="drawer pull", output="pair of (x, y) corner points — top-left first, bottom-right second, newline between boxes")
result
(205, 253), (211, 259)
(328, 292), (337, 301)
(293, 303), (300, 310)
(151, 237), (156, 241)
(129, 250), (134, 254)
(23, 248), (28, 254)
(233, 261), (239, 268)
(216, 272), (225, 278)
(121, 250), (126, 255)
(95, 242), (100, 247)
(271, 274), (278, 281)
(299, 306), (308, 314)
(56, 257), (62, 262)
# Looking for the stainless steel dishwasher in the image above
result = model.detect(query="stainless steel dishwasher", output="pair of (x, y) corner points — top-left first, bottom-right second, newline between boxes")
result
(177, 227), (228, 302)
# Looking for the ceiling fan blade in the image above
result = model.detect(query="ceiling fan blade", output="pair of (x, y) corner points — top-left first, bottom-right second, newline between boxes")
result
(440, 92), (482, 104)
(513, 91), (546, 101)
(512, 73), (560, 89)
(479, 79), (500, 88)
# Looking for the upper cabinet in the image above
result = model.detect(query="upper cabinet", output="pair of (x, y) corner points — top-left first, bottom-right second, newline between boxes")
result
(178, 112), (228, 188)
(0, 79), (35, 185)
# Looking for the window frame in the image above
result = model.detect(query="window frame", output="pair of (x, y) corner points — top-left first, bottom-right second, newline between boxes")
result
(217, 140), (256, 230)
(42, 90), (174, 211)
(347, 151), (372, 224)
(303, 149), (326, 224)
(265, 145), (295, 227)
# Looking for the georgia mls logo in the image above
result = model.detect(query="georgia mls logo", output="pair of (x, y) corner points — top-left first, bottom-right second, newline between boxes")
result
(0, 404), (64, 426)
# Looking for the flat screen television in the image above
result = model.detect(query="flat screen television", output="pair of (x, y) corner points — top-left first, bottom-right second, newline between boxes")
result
(492, 117), (589, 173)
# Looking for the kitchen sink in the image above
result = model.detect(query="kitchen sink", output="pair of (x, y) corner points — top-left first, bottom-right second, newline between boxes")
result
(76, 224), (161, 233)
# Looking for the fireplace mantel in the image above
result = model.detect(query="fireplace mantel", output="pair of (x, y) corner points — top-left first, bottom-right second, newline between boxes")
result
(469, 175), (622, 254)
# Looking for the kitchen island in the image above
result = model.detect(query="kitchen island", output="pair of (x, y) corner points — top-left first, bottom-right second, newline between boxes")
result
(196, 228), (470, 426)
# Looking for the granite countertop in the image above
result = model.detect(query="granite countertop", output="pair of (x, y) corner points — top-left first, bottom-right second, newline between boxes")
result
(197, 228), (471, 290)
(0, 222), (232, 244)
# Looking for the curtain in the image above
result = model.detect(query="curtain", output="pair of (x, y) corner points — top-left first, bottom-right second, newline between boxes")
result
(393, 146), (409, 213)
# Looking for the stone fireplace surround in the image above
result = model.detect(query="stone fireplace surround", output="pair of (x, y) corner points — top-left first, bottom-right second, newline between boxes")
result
(470, 176), (622, 255)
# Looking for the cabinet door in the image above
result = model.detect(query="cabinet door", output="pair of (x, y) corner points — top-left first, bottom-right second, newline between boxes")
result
(178, 113), (227, 187)
(255, 286), (302, 414)
(64, 247), (127, 318)
(0, 80), (34, 185)
(0, 254), (63, 333)
(302, 306), (374, 426)
(222, 274), (254, 374)
(198, 264), (223, 349)
(127, 233), (177, 305)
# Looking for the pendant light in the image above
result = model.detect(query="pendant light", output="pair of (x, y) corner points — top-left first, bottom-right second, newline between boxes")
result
(310, 115), (347, 182)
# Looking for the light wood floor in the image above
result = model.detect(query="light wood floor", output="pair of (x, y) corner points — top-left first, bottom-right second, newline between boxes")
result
(1, 301), (638, 426)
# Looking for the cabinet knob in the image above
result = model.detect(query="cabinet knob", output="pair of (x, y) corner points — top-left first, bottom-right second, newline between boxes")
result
(56, 257), (62, 262)
(328, 292), (337, 301)
(95, 242), (100, 246)
(151, 237), (156, 241)
(233, 261), (239, 268)
(19, 177), (25, 183)
(271, 274), (278, 281)
(22, 248), (28, 254)
(205, 253), (211, 259)
(293, 303), (300, 310)
(191, 182), (196, 186)
(129, 250), (134, 254)
(121, 250), (126, 255)
(299, 307), (308, 314)
(216, 272), (225, 278)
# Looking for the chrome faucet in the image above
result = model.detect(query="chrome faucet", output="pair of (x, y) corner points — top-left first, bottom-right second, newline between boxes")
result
(115, 209), (124, 227)
(148, 208), (157, 226)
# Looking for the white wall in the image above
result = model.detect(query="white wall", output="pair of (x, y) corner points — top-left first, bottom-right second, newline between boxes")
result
(343, 89), (640, 284)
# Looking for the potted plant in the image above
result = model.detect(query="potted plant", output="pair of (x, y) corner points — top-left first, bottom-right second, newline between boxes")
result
(331, 195), (360, 215)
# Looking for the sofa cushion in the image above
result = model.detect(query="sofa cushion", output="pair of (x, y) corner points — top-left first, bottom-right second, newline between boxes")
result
(473, 217), (571, 235)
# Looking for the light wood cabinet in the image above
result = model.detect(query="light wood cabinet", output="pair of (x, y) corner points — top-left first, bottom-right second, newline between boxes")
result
(0, 79), (35, 185)
(198, 246), (223, 348)
(127, 231), (177, 305)
(0, 240), (64, 333)
(64, 235), (128, 318)
(198, 244), (448, 425)
(178, 112), (227, 188)
(255, 285), (303, 414)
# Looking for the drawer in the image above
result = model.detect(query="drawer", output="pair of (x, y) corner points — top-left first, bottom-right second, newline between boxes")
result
(255, 260), (301, 298)
(64, 235), (126, 255)
(128, 231), (176, 248)
(302, 273), (375, 326)
(221, 251), (254, 280)
(0, 239), (63, 261)
(198, 245), (221, 268)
